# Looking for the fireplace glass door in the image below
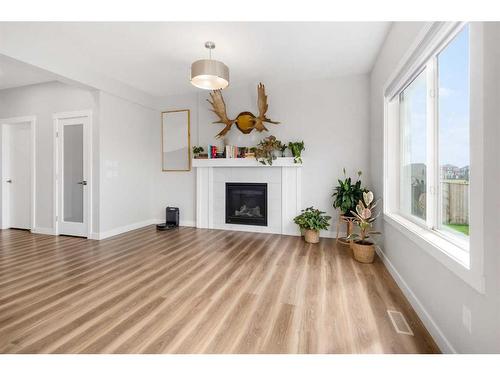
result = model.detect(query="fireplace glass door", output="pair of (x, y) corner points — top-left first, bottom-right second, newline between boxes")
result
(225, 183), (267, 226)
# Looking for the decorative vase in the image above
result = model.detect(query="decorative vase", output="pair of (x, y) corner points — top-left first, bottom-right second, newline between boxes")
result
(304, 229), (320, 244)
(272, 150), (282, 159)
(351, 241), (375, 263)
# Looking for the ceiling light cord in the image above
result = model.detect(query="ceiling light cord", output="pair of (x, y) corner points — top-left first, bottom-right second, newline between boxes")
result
(205, 41), (215, 60)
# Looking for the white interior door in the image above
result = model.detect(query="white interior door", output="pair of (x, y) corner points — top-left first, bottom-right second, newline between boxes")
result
(3, 123), (31, 229)
(57, 116), (89, 237)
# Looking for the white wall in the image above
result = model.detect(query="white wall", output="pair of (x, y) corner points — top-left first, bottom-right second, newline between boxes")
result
(154, 75), (371, 233)
(370, 22), (500, 353)
(153, 92), (198, 226)
(0, 81), (160, 238)
(0, 81), (99, 232)
(97, 92), (158, 235)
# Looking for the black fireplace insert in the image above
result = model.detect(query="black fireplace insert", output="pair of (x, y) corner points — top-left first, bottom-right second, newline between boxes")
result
(225, 183), (267, 226)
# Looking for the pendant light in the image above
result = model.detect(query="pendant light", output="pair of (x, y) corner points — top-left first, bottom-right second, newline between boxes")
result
(190, 41), (229, 90)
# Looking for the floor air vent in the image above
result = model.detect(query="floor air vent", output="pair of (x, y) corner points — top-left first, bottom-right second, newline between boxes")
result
(387, 310), (414, 336)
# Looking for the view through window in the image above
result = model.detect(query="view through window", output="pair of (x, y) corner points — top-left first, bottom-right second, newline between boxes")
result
(400, 70), (427, 222)
(438, 25), (470, 237)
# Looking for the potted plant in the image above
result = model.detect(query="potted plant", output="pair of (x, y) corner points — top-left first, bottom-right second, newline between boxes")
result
(254, 135), (284, 165)
(192, 146), (204, 158)
(332, 168), (365, 217)
(279, 144), (287, 157)
(347, 191), (381, 263)
(293, 206), (311, 236)
(293, 207), (331, 244)
(288, 141), (305, 164)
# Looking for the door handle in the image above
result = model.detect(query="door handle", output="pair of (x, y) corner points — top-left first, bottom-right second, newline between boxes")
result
(77, 180), (87, 186)
(6, 179), (12, 183)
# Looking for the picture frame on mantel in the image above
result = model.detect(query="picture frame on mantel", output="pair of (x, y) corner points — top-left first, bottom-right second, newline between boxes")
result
(161, 109), (191, 172)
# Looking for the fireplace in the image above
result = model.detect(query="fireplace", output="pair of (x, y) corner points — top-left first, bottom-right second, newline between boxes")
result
(225, 183), (267, 226)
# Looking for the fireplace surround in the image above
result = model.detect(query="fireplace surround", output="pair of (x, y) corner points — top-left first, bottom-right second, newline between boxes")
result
(193, 157), (302, 235)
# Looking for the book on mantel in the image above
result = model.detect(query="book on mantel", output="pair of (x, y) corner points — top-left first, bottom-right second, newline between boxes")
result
(206, 145), (254, 159)
(224, 145), (253, 158)
(225, 145), (240, 159)
(207, 145), (223, 159)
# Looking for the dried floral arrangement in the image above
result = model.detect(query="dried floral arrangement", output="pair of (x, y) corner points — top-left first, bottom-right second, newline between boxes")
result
(253, 135), (284, 165)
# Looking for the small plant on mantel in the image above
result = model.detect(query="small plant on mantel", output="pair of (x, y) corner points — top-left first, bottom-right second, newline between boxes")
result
(254, 135), (284, 165)
(288, 141), (305, 164)
(347, 191), (381, 263)
(192, 146), (204, 158)
(293, 207), (331, 244)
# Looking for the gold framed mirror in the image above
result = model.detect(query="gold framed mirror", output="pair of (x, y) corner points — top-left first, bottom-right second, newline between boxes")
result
(161, 109), (191, 171)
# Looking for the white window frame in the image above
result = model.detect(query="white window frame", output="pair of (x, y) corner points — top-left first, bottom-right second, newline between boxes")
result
(383, 22), (485, 293)
(397, 67), (429, 228)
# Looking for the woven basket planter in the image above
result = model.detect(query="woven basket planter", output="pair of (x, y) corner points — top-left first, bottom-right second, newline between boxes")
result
(351, 241), (375, 263)
(304, 229), (320, 244)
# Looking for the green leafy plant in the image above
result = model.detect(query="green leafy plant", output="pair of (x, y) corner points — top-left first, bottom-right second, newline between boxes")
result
(347, 191), (381, 244)
(293, 206), (331, 231)
(192, 146), (204, 156)
(279, 144), (287, 157)
(332, 168), (366, 216)
(288, 141), (305, 164)
(254, 135), (283, 165)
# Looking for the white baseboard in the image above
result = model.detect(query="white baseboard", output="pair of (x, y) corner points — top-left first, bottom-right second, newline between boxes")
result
(94, 218), (196, 240)
(88, 232), (100, 240)
(320, 229), (342, 239)
(375, 246), (456, 354)
(152, 218), (195, 227)
(31, 227), (56, 235)
(180, 220), (195, 227)
(31, 220), (338, 241)
(96, 219), (158, 240)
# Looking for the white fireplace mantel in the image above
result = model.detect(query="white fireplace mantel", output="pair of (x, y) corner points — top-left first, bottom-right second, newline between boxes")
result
(192, 157), (302, 168)
(194, 157), (302, 235)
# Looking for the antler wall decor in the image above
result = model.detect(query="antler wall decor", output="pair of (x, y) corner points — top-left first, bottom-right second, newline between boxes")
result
(207, 83), (280, 138)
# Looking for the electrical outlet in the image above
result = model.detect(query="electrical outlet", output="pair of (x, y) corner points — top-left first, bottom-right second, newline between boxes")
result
(462, 305), (472, 334)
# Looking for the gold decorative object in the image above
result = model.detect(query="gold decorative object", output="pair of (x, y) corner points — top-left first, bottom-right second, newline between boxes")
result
(207, 82), (280, 138)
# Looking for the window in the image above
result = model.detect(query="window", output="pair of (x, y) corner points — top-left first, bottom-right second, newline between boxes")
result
(392, 25), (470, 250)
(437, 25), (470, 240)
(399, 70), (427, 223)
(384, 22), (484, 292)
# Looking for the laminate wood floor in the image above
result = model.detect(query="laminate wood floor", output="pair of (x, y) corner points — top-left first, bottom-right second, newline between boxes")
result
(0, 226), (439, 354)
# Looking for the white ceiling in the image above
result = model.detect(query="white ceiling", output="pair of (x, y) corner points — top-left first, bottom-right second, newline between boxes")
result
(0, 54), (57, 90)
(0, 22), (391, 97)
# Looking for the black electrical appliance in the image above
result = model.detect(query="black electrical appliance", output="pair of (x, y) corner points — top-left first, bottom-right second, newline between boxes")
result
(156, 207), (179, 231)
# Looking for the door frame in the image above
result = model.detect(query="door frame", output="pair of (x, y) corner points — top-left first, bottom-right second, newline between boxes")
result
(53, 110), (92, 237)
(0, 116), (36, 230)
